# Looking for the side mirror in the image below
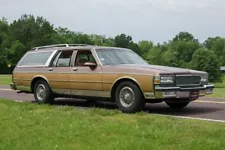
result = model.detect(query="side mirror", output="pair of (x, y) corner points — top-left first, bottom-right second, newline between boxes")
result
(84, 62), (97, 67)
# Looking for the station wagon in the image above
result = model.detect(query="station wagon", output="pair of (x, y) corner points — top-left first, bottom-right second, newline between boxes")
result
(10, 44), (214, 113)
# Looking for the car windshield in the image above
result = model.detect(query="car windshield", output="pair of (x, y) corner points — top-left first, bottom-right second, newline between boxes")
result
(95, 48), (149, 65)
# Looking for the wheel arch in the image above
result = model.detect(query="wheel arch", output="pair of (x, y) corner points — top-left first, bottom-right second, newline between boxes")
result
(110, 77), (144, 100)
(30, 75), (50, 93)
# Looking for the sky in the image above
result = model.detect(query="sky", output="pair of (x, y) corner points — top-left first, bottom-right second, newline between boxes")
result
(0, 0), (225, 43)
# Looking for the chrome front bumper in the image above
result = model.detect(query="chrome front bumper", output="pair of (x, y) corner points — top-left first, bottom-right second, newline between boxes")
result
(153, 84), (214, 99)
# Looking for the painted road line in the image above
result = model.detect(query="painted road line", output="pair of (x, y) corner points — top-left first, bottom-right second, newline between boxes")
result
(195, 100), (225, 104)
(156, 114), (225, 123)
(0, 88), (18, 91)
(0, 88), (14, 91)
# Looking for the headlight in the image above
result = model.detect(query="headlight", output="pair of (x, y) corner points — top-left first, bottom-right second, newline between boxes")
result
(160, 76), (174, 84)
(201, 75), (208, 82)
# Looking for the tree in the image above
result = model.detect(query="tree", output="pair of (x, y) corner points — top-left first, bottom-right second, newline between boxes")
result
(203, 37), (225, 65)
(191, 48), (222, 82)
(114, 34), (132, 48)
(167, 32), (201, 68)
(173, 31), (198, 42)
(7, 40), (25, 66)
(138, 40), (153, 58)
(0, 18), (10, 68)
(145, 46), (162, 65)
(10, 14), (56, 49)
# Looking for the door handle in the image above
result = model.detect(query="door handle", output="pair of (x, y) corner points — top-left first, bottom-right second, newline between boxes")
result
(72, 68), (78, 71)
(48, 68), (53, 71)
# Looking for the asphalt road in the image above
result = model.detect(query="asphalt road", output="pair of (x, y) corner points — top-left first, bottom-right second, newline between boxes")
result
(1, 85), (225, 122)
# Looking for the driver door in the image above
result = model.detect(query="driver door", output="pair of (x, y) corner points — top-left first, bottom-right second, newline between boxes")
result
(70, 49), (103, 97)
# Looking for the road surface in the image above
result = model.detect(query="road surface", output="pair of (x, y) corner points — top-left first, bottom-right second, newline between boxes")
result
(1, 85), (225, 122)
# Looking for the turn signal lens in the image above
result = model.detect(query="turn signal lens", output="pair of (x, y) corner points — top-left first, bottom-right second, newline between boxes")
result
(154, 76), (160, 84)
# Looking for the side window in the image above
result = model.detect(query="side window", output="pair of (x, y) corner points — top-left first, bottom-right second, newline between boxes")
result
(75, 50), (96, 66)
(19, 51), (53, 66)
(52, 50), (73, 67)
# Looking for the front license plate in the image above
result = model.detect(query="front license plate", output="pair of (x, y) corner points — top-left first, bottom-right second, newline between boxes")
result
(190, 91), (199, 97)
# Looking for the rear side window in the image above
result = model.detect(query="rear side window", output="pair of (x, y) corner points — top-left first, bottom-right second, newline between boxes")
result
(19, 51), (53, 66)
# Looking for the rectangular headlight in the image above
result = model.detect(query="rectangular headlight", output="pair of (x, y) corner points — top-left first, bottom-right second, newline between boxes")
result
(201, 75), (208, 82)
(160, 76), (174, 84)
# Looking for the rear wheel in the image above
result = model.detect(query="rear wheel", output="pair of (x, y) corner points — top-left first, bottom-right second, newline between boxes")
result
(34, 80), (54, 104)
(165, 101), (190, 109)
(115, 81), (145, 113)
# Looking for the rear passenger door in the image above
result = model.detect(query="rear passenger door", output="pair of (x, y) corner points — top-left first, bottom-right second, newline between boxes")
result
(47, 50), (75, 95)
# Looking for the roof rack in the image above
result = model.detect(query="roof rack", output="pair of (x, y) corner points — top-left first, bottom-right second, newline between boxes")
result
(31, 44), (90, 50)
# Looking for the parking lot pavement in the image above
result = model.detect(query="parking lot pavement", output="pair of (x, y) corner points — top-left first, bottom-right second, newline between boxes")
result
(0, 86), (225, 122)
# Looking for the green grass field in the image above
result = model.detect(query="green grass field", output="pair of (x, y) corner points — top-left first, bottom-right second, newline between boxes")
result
(0, 99), (225, 150)
(206, 76), (225, 99)
(0, 74), (225, 99)
(0, 74), (11, 85)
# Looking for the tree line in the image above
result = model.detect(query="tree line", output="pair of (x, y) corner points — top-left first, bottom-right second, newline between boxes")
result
(0, 14), (224, 82)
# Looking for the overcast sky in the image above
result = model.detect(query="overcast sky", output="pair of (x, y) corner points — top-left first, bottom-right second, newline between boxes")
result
(0, 0), (225, 43)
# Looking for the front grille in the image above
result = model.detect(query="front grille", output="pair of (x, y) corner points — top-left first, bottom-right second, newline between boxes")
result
(175, 75), (201, 86)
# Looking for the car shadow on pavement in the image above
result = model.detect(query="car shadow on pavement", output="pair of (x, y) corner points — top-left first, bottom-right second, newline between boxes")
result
(41, 98), (224, 116)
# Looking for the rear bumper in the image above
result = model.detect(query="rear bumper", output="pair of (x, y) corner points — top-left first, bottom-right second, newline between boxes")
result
(10, 83), (16, 90)
(153, 84), (214, 99)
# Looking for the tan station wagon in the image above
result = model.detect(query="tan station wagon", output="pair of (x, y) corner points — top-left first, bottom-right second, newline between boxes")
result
(10, 44), (214, 113)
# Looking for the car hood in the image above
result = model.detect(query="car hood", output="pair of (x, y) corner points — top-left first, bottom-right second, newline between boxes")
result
(106, 64), (206, 75)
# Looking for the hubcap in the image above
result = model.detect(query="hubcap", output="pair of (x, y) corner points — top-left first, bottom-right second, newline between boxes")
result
(36, 84), (46, 101)
(119, 87), (135, 108)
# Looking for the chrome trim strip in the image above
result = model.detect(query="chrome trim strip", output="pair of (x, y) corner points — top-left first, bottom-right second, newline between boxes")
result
(71, 89), (110, 97)
(53, 89), (111, 98)
(103, 72), (154, 76)
(155, 86), (180, 90)
(144, 92), (155, 99)
(177, 84), (202, 87)
(70, 80), (102, 83)
(155, 84), (214, 91)
(50, 80), (102, 83)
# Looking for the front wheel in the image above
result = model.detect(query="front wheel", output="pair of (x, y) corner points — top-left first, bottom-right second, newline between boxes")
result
(34, 80), (54, 104)
(165, 101), (190, 109)
(115, 81), (145, 113)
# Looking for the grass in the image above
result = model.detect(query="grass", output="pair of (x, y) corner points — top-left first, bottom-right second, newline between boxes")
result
(0, 74), (11, 85)
(206, 88), (225, 99)
(206, 76), (225, 99)
(0, 99), (225, 150)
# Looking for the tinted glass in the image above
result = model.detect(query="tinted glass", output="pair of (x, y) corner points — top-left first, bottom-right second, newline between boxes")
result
(75, 50), (96, 66)
(19, 51), (53, 66)
(53, 51), (73, 67)
(95, 48), (148, 65)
